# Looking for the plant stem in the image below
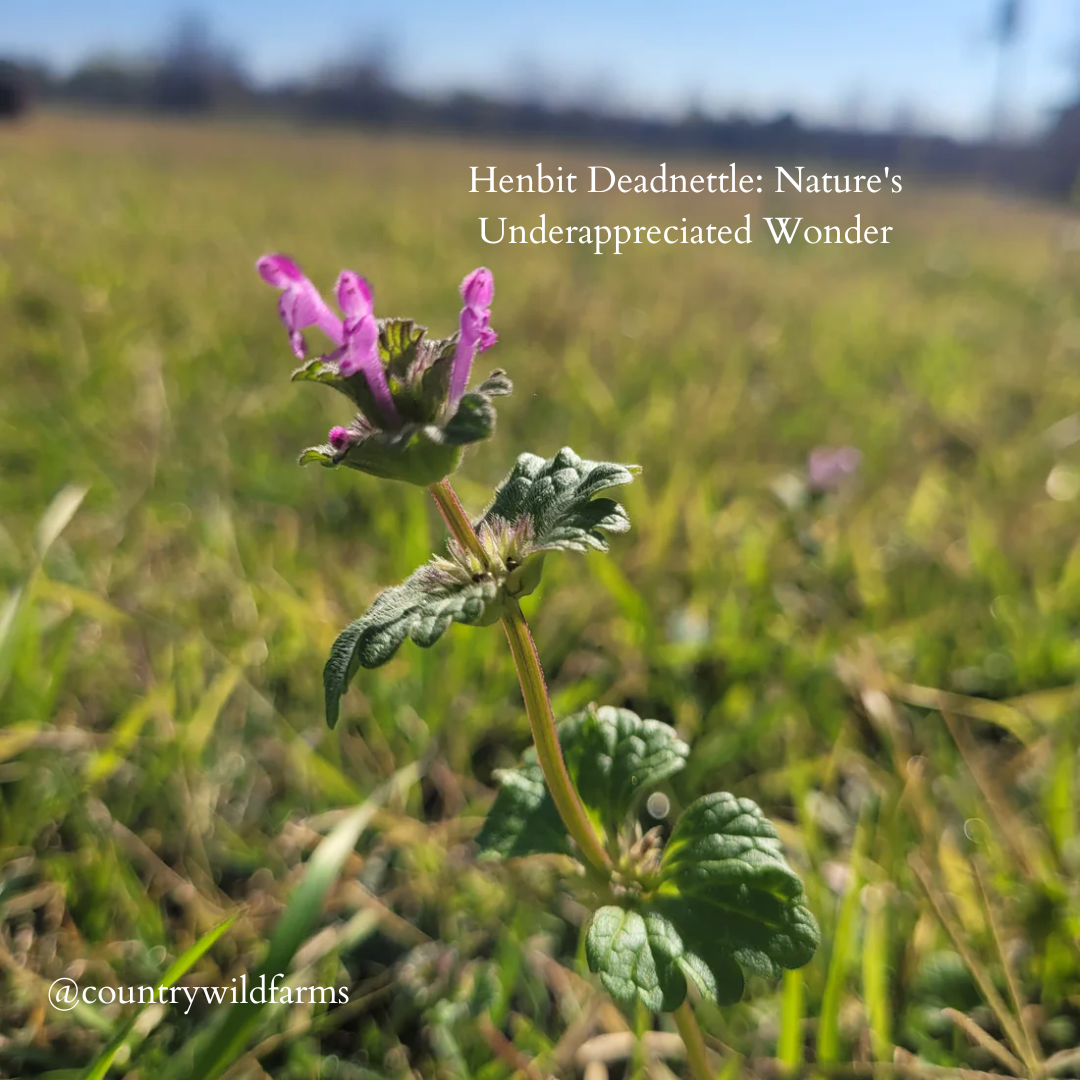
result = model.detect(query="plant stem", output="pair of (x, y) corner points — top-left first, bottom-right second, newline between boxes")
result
(430, 478), (488, 566)
(428, 477), (611, 875)
(673, 1001), (714, 1080)
(501, 599), (611, 874)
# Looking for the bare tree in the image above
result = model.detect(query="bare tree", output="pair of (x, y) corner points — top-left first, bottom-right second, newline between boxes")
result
(152, 11), (248, 112)
(989, 0), (1022, 140)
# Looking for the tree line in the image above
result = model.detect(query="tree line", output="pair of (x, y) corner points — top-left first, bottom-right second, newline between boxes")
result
(2, 46), (1079, 199)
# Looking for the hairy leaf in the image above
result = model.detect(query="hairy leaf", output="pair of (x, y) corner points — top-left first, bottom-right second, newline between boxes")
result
(323, 447), (635, 724)
(476, 706), (688, 858)
(586, 906), (688, 1012)
(324, 566), (498, 728)
(475, 370), (513, 397)
(472, 761), (569, 859)
(441, 391), (497, 446)
(585, 793), (819, 1011)
(658, 793), (820, 977)
(561, 707), (689, 828)
(481, 447), (638, 554)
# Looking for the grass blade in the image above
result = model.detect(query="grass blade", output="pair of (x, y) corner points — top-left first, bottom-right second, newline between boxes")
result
(861, 885), (892, 1061)
(777, 968), (804, 1070)
(178, 759), (424, 1080)
(79, 914), (238, 1080)
(34, 485), (89, 560)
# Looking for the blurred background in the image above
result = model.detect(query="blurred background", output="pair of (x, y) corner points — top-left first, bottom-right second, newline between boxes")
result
(5, 2), (1080, 1078)
(10, 1), (1080, 190)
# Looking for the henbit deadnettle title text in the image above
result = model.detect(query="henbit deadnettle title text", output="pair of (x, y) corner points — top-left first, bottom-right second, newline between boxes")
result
(469, 162), (903, 254)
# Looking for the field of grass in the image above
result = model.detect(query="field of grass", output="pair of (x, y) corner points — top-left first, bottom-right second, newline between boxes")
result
(4, 112), (1080, 1079)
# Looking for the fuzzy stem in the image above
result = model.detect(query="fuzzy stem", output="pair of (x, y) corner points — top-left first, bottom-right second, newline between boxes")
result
(673, 1001), (714, 1080)
(427, 477), (611, 875)
(430, 478), (488, 566)
(500, 600), (611, 874)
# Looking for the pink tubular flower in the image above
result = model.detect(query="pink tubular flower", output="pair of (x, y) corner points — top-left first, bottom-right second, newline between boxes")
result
(335, 270), (399, 426)
(257, 255), (399, 428)
(449, 267), (497, 406)
(256, 254), (345, 360)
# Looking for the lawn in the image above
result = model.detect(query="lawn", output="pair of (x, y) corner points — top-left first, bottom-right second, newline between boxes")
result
(2, 112), (1080, 1078)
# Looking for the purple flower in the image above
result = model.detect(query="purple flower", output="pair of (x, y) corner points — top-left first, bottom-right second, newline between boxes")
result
(807, 446), (862, 492)
(256, 254), (345, 360)
(334, 271), (399, 426)
(328, 425), (352, 451)
(257, 255), (398, 427)
(450, 267), (497, 406)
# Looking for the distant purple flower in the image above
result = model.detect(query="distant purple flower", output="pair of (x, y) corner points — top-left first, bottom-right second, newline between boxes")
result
(807, 446), (862, 491)
(257, 255), (398, 427)
(450, 267), (497, 406)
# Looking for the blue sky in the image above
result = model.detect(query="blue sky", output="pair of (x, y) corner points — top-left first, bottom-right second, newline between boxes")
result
(5, 0), (1079, 137)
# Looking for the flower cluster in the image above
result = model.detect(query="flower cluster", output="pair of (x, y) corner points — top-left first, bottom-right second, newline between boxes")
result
(256, 255), (510, 486)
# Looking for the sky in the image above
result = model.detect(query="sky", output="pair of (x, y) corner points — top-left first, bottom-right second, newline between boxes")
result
(5, 0), (1080, 138)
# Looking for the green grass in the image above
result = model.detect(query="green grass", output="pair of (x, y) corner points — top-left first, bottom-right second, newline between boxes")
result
(3, 112), (1080, 1078)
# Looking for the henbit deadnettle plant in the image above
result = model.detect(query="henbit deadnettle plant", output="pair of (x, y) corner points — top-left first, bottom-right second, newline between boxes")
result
(258, 255), (820, 1078)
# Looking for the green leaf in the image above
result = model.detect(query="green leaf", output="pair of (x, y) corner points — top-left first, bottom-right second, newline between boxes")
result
(659, 793), (819, 975)
(476, 706), (689, 858)
(561, 707), (689, 828)
(441, 391), (496, 446)
(299, 431), (464, 486)
(418, 347), (456, 419)
(481, 447), (638, 554)
(378, 317), (425, 382)
(475, 369), (513, 397)
(320, 447), (635, 724)
(584, 793), (819, 1012)
(586, 906), (688, 1012)
(473, 760), (569, 859)
(297, 444), (337, 468)
(324, 566), (498, 728)
(334, 429), (464, 486)
(659, 794), (819, 988)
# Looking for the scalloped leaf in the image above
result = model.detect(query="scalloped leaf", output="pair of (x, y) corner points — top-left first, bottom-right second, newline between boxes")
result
(562, 708), (689, 828)
(586, 793), (818, 1011)
(473, 761), (569, 859)
(324, 566), (499, 727)
(657, 793), (820, 976)
(586, 907), (689, 1012)
(476, 706), (688, 858)
(481, 448), (638, 554)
